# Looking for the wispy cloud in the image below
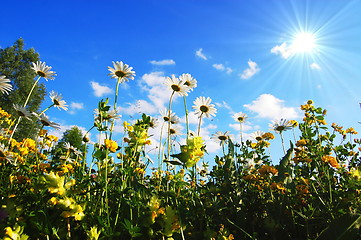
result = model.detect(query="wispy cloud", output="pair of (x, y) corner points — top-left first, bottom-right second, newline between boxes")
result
(118, 72), (171, 117)
(68, 102), (84, 115)
(310, 62), (321, 70)
(150, 59), (176, 65)
(90, 81), (113, 97)
(240, 59), (260, 79)
(195, 48), (208, 60)
(244, 94), (300, 120)
(212, 63), (233, 74)
(270, 42), (293, 59)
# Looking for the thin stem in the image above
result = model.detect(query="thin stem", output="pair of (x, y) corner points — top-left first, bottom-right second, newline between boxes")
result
(197, 113), (203, 136)
(280, 132), (286, 155)
(109, 78), (121, 139)
(9, 76), (41, 141)
(23, 76), (41, 108)
(167, 91), (175, 161)
(183, 96), (189, 139)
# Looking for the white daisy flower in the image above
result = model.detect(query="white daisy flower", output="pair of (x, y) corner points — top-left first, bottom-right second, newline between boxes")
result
(211, 131), (231, 144)
(49, 91), (68, 111)
(37, 113), (60, 129)
(165, 75), (190, 96)
(269, 119), (293, 134)
(192, 96), (217, 118)
(233, 112), (248, 123)
(160, 109), (179, 124)
(108, 61), (135, 83)
(250, 130), (265, 141)
(13, 104), (32, 120)
(179, 73), (197, 91)
(0, 76), (12, 94)
(31, 61), (56, 80)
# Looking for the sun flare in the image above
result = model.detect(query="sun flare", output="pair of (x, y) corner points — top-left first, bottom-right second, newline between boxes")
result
(291, 32), (317, 53)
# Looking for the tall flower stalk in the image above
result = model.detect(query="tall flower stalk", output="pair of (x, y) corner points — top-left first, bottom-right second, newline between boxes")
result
(193, 96), (217, 136)
(10, 61), (56, 141)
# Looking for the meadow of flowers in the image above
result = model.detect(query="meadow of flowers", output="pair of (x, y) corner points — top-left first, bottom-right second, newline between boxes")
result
(1, 61), (361, 239)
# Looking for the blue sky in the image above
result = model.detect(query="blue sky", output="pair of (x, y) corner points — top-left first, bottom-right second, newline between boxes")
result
(2, 0), (361, 164)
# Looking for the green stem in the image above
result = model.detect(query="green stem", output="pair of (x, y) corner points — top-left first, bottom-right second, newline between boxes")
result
(23, 76), (41, 108)
(183, 96), (189, 139)
(167, 91), (175, 162)
(197, 113), (203, 136)
(110, 78), (121, 139)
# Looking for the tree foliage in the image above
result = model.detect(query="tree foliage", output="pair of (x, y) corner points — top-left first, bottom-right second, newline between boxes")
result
(0, 38), (46, 140)
(53, 126), (86, 157)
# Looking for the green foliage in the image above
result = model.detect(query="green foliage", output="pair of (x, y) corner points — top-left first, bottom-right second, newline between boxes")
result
(0, 38), (46, 140)
(1, 62), (361, 239)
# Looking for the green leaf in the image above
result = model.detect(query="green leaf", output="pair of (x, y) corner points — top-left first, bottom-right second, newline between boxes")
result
(274, 141), (294, 184)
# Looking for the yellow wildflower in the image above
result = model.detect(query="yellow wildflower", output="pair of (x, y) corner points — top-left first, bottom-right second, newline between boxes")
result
(104, 139), (118, 152)
(321, 155), (340, 168)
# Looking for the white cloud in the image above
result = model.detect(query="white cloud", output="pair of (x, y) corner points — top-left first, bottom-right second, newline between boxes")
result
(90, 81), (113, 97)
(195, 48), (208, 60)
(68, 102), (84, 115)
(150, 59), (176, 65)
(118, 72), (172, 117)
(70, 102), (84, 110)
(270, 42), (293, 59)
(215, 101), (233, 112)
(310, 62), (321, 70)
(212, 63), (233, 74)
(240, 59), (260, 79)
(244, 94), (300, 120)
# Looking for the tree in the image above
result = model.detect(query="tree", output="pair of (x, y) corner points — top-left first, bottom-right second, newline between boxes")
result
(52, 126), (87, 159)
(0, 38), (46, 140)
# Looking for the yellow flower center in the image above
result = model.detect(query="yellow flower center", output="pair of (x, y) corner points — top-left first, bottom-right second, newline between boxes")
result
(218, 135), (227, 141)
(169, 129), (176, 134)
(184, 81), (190, 86)
(115, 70), (126, 78)
(171, 84), (181, 91)
(237, 117), (244, 122)
(200, 105), (209, 113)
(37, 70), (46, 77)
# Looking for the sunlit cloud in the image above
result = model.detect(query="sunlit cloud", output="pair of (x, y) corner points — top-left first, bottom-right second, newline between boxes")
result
(90, 81), (113, 97)
(244, 94), (300, 120)
(150, 59), (176, 65)
(310, 62), (321, 70)
(118, 72), (172, 117)
(270, 42), (293, 59)
(212, 63), (232, 74)
(68, 102), (84, 115)
(195, 48), (208, 60)
(240, 59), (260, 79)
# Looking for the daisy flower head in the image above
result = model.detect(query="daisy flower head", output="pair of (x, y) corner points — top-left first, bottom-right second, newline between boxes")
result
(0, 76), (12, 94)
(148, 117), (159, 129)
(169, 126), (182, 136)
(250, 130), (265, 141)
(233, 112), (248, 123)
(108, 61), (135, 83)
(13, 104), (32, 120)
(31, 61), (56, 80)
(211, 131), (231, 144)
(269, 119), (293, 134)
(165, 75), (190, 96)
(37, 113), (61, 129)
(160, 109), (179, 124)
(192, 96), (217, 118)
(49, 91), (68, 111)
(179, 73), (197, 91)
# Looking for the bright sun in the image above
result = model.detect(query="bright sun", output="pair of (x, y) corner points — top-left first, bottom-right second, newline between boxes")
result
(291, 32), (317, 53)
